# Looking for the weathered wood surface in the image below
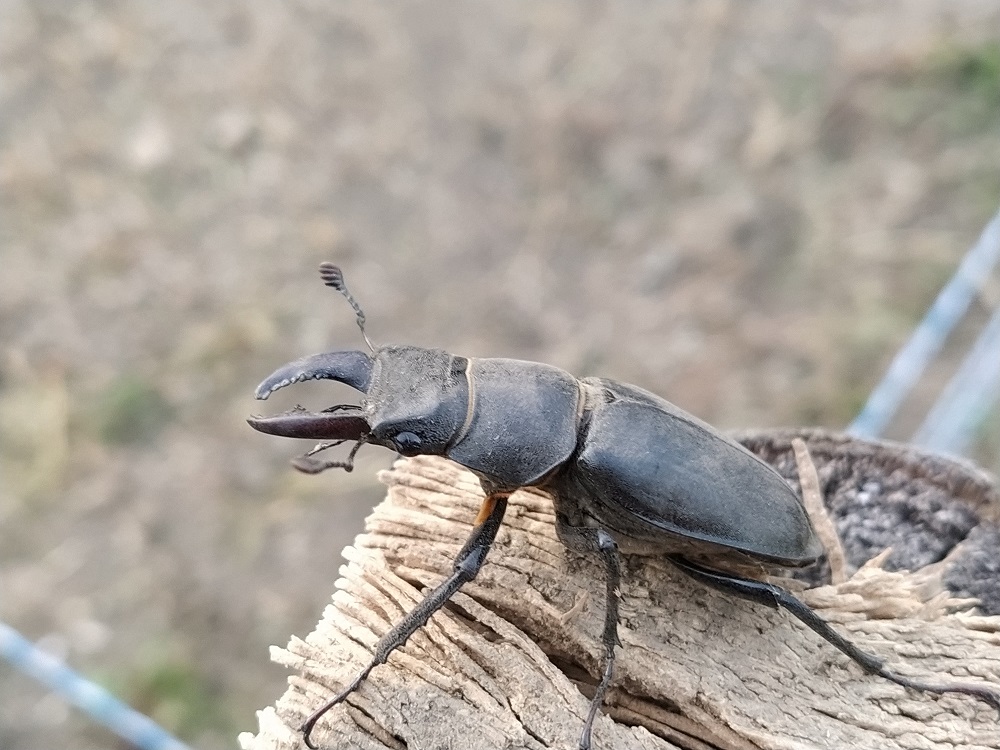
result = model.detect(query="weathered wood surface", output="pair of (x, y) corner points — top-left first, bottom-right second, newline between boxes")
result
(240, 432), (1000, 750)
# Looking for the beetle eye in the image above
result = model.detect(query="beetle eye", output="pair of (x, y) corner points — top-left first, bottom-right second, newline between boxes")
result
(393, 431), (422, 456)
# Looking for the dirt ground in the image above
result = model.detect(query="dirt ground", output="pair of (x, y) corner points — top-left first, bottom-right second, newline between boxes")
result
(1, 3), (999, 749)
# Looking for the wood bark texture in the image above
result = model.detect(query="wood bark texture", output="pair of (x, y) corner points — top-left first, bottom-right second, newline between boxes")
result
(240, 430), (1000, 750)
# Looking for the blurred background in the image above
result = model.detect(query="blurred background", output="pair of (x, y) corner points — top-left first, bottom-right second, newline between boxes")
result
(1, 2), (999, 748)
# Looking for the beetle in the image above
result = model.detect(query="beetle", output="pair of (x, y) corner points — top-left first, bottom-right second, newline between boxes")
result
(249, 263), (1000, 750)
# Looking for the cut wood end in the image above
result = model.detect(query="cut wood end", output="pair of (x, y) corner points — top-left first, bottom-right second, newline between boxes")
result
(244, 436), (1000, 750)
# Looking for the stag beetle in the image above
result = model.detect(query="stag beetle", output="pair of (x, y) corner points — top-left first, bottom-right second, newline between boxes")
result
(249, 264), (1000, 750)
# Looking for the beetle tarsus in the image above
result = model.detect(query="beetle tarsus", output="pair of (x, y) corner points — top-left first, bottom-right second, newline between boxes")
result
(668, 555), (1000, 715)
(300, 665), (373, 749)
(292, 439), (365, 474)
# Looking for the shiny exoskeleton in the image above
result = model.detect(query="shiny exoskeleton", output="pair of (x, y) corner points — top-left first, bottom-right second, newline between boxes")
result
(249, 263), (1000, 750)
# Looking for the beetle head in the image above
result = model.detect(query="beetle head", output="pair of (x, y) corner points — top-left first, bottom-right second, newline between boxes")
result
(248, 265), (469, 471)
(248, 345), (469, 457)
(363, 345), (468, 456)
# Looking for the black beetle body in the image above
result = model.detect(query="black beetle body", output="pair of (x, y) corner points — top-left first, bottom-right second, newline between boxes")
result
(550, 377), (822, 565)
(250, 264), (1000, 750)
(259, 344), (822, 565)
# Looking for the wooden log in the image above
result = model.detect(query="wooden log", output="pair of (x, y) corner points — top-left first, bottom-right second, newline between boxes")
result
(240, 431), (1000, 750)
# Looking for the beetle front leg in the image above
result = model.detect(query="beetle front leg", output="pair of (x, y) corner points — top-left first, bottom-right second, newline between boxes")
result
(555, 516), (623, 750)
(300, 493), (510, 749)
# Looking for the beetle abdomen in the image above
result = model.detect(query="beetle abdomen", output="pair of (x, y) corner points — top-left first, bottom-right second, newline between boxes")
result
(572, 379), (823, 565)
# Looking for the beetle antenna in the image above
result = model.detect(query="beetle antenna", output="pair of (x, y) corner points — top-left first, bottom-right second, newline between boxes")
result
(318, 262), (374, 353)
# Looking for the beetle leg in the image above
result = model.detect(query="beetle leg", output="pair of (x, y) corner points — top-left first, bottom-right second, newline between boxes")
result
(291, 439), (366, 475)
(668, 555), (1000, 714)
(554, 517), (623, 750)
(300, 493), (510, 749)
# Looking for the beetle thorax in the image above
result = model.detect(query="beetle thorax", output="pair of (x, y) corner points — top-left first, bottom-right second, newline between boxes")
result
(446, 357), (583, 489)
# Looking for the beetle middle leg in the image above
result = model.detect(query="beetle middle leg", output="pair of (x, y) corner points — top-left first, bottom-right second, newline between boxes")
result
(668, 555), (1000, 713)
(300, 493), (510, 749)
(555, 515), (624, 750)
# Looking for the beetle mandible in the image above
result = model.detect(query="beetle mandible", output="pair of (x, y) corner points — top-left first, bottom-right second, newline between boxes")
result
(249, 263), (1000, 749)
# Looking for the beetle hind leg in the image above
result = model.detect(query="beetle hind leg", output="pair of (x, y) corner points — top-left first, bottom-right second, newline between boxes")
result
(668, 555), (1000, 714)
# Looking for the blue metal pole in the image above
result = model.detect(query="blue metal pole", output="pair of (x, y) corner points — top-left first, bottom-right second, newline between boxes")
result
(913, 300), (1000, 455)
(848, 208), (1000, 439)
(0, 620), (194, 750)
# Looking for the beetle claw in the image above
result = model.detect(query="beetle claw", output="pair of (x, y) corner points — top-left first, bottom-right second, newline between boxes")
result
(254, 350), (373, 400)
(247, 410), (370, 441)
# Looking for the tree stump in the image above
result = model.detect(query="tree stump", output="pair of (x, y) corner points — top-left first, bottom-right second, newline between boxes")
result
(239, 429), (1000, 750)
